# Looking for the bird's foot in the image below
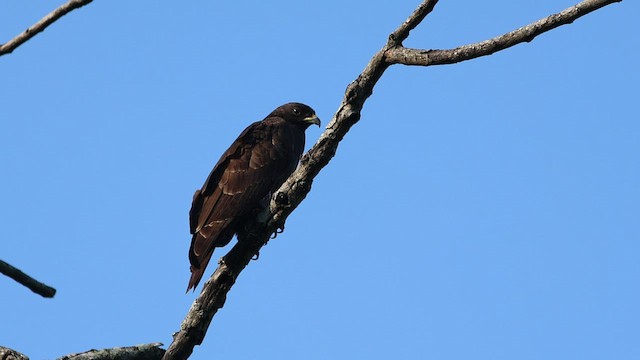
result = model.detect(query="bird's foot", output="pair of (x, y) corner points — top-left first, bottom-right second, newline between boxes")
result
(270, 224), (285, 239)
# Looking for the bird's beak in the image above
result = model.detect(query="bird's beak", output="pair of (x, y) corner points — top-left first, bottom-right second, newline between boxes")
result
(304, 114), (321, 127)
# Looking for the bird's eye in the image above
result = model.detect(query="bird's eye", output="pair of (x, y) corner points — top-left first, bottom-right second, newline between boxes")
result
(292, 108), (300, 115)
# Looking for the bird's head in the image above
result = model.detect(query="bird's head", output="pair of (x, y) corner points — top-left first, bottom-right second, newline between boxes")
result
(269, 102), (321, 128)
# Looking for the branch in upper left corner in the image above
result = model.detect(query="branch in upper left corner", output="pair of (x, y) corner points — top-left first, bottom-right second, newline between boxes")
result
(0, 0), (93, 56)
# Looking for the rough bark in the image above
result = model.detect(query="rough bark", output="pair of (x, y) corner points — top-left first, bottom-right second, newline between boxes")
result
(56, 343), (165, 360)
(0, 344), (164, 360)
(0, 346), (29, 360)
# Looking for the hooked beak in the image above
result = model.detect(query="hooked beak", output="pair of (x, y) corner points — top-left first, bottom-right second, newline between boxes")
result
(304, 114), (321, 127)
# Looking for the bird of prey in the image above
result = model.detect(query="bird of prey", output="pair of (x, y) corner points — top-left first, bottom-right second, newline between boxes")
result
(187, 102), (320, 291)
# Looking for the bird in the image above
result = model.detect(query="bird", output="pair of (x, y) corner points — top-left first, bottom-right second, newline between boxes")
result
(186, 102), (320, 292)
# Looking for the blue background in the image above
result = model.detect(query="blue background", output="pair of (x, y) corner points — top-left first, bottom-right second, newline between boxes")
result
(1, 1), (638, 359)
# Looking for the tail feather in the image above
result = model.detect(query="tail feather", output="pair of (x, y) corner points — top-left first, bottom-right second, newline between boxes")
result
(186, 222), (235, 293)
(186, 262), (208, 293)
(186, 233), (216, 293)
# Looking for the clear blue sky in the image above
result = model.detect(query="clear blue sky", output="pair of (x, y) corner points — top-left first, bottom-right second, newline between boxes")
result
(1, 1), (638, 359)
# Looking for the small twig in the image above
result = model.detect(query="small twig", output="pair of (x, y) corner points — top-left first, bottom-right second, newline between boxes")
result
(0, 259), (56, 298)
(56, 343), (165, 360)
(389, 0), (439, 44)
(0, 0), (93, 56)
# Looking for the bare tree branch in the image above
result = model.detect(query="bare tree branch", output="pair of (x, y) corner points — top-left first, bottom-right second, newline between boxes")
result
(163, 0), (621, 359)
(0, 259), (56, 298)
(0, 0), (93, 56)
(0, 346), (29, 360)
(385, 0), (622, 66)
(56, 343), (164, 360)
(1, 342), (164, 360)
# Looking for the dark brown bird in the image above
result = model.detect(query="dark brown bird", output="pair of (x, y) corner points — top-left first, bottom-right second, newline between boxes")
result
(187, 102), (320, 291)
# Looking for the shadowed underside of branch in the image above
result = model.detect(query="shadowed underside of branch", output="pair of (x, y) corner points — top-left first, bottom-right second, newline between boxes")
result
(161, 0), (623, 359)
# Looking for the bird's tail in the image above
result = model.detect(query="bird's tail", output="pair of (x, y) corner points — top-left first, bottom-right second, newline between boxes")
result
(186, 221), (235, 293)
(186, 234), (216, 293)
(186, 264), (207, 293)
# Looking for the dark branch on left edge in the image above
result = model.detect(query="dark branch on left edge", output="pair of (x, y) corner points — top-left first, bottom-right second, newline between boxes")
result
(0, 259), (56, 298)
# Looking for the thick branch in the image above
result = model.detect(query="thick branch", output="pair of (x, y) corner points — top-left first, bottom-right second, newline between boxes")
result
(56, 343), (164, 360)
(163, 0), (619, 359)
(0, 259), (56, 298)
(0, 0), (93, 56)
(385, 0), (622, 66)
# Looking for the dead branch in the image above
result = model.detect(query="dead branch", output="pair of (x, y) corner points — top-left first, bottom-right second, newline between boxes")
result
(0, 0), (93, 56)
(56, 343), (165, 360)
(385, 0), (623, 66)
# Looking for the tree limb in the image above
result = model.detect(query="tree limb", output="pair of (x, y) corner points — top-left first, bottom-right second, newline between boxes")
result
(1, 342), (164, 360)
(0, 346), (29, 360)
(163, 0), (621, 359)
(385, 0), (622, 66)
(0, 259), (56, 298)
(56, 343), (165, 360)
(0, 0), (93, 56)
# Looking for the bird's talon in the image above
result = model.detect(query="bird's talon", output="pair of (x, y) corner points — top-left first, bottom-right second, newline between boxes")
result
(270, 225), (284, 239)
